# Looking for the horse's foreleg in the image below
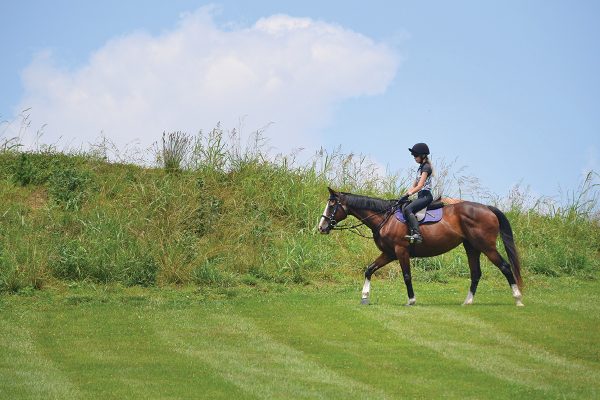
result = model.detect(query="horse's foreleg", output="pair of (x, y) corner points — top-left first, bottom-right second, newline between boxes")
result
(463, 241), (482, 305)
(361, 279), (371, 305)
(361, 252), (394, 305)
(397, 249), (415, 306)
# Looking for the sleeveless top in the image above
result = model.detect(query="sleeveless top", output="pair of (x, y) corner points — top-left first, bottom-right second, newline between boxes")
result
(416, 162), (432, 192)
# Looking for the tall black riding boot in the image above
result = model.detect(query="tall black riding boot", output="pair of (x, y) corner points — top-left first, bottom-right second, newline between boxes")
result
(405, 213), (423, 244)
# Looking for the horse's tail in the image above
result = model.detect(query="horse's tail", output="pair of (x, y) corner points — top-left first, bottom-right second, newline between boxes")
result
(487, 206), (523, 290)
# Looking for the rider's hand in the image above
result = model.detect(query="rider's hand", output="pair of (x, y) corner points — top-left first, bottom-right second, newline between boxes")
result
(395, 194), (409, 208)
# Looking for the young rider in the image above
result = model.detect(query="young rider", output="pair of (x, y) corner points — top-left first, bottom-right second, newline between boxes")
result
(402, 143), (433, 243)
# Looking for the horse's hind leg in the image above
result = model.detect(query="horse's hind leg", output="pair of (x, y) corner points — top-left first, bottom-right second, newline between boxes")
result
(484, 249), (524, 306)
(463, 241), (481, 305)
(397, 249), (416, 306)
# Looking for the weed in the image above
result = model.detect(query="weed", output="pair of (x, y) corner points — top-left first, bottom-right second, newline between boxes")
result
(48, 162), (95, 211)
(123, 253), (158, 287)
(159, 131), (192, 173)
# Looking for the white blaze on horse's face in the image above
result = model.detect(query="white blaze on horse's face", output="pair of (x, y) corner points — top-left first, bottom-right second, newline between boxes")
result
(318, 201), (332, 234)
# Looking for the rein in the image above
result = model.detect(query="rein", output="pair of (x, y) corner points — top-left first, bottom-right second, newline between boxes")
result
(325, 197), (402, 239)
(335, 210), (393, 238)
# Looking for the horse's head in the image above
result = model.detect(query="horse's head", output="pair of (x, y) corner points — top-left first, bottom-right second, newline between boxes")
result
(318, 187), (348, 234)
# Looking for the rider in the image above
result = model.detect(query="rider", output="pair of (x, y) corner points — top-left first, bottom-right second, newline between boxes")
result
(401, 143), (433, 244)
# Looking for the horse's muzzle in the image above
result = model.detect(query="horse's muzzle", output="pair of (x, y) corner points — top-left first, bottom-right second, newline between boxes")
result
(318, 225), (331, 234)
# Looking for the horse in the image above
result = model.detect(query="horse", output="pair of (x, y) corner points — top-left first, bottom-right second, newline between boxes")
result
(318, 188), (524, 306)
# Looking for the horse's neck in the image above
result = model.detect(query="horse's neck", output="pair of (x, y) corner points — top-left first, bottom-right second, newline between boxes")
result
(347, 207), (386, 230)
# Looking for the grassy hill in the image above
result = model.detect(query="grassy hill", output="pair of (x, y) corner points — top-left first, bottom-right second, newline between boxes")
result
(0, 131), (598, 293)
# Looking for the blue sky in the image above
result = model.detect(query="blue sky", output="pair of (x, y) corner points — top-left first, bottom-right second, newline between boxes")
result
(1, 1), (598, 201)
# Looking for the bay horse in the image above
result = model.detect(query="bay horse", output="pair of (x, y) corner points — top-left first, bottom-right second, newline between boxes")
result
(318, 188), (524, 306)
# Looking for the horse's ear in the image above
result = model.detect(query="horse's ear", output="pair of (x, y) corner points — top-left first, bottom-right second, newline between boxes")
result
(327, 187), (337, 197)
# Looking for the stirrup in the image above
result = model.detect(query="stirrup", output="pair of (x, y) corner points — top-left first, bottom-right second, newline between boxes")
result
(405, 233), (423, 244)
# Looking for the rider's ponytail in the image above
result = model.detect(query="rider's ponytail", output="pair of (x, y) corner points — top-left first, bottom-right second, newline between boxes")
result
(422, 155), (434, 176)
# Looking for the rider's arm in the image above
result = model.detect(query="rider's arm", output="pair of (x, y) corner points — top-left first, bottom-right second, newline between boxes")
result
(407, 172), (428, 195)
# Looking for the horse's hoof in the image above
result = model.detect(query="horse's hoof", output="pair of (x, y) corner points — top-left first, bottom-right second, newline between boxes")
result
(405, 298), (416, 306)
(515, 294), (524, 307)
(361, 298), (370, 305)
(463, 292), (474, 306)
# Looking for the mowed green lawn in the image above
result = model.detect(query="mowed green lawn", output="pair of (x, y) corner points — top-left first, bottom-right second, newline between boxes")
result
(1, 278), (599, 399)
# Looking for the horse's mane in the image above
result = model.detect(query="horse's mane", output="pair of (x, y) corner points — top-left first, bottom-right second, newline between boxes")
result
(342, 192), (397, 212)
(342, 192), (450, 212)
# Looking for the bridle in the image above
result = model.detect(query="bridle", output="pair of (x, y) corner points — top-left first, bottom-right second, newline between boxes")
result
(322, 195), (403, 238)
(321, 194), (348, 229)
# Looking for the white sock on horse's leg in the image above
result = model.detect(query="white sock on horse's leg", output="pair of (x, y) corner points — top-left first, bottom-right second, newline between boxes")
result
(511, 284), (524, 307)
(361, 279), (371, 299)
(463, 291), (474, 305)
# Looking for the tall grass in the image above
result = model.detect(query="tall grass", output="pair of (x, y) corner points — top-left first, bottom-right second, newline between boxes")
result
(0, 125), (598, 293)
(500, 172), (600, 278)
(159, 131), (192, 173)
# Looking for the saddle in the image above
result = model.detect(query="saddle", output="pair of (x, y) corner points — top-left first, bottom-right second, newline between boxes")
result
(395, 200), (444, 224)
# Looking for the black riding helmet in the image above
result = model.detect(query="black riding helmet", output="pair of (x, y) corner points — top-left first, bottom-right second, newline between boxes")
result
(408, 142), (430, 156)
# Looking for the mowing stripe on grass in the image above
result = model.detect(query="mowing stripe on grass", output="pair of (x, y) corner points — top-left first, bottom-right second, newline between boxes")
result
(0, 316), (81, 399)
(155, 309), (389, 400)
(362, 305), (599, 397)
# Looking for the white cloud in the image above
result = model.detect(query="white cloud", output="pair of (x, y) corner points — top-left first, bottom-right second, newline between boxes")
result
(14, 7), (399, 155)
